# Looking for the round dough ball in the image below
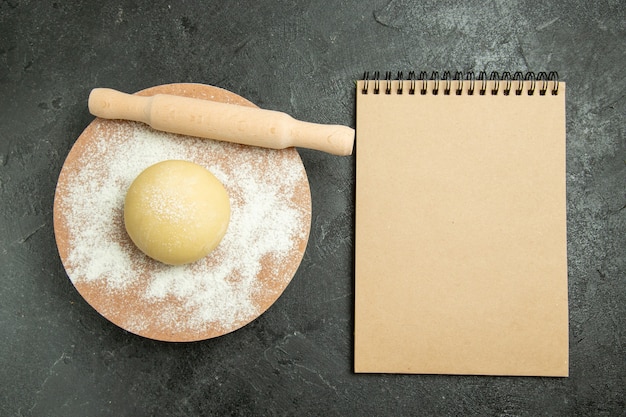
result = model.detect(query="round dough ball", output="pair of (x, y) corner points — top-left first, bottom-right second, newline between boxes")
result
(124, 160), (230, 265)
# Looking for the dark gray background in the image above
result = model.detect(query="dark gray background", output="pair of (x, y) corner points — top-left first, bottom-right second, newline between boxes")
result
(1, 1), (624, 416)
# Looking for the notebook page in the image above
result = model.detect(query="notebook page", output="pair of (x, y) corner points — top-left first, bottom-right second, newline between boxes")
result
(354, 79), (568, 376)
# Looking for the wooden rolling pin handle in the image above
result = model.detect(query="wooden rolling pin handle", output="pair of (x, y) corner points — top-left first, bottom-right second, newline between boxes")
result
(88, 88), (354, 156)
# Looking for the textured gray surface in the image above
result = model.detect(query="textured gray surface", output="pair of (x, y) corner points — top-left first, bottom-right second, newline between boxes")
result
(1, 1), (625, 416)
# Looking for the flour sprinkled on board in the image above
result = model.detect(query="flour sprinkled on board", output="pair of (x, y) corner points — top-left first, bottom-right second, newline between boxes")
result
(55, 117), (311, 340)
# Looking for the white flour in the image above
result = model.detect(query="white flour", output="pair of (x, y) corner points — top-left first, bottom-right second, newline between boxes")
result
(57, 121), (309, 338)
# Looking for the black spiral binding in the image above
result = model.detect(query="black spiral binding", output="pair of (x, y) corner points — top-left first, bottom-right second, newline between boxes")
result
(361, 71), (559, 96)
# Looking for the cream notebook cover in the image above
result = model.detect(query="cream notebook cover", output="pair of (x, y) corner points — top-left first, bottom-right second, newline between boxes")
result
(354, 71), (568, 376)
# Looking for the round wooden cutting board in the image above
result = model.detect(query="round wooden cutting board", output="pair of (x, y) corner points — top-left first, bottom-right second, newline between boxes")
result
(53, 83), (312, 342)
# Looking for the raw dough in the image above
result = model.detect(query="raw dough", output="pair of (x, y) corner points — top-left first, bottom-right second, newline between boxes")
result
(124, 160), (230, 265)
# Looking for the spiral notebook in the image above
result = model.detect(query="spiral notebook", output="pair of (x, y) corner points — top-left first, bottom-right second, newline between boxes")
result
(354, 71), (568, 376)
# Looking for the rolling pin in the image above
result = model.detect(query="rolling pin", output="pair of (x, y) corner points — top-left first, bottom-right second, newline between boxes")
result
(88, 88), (354, 156)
